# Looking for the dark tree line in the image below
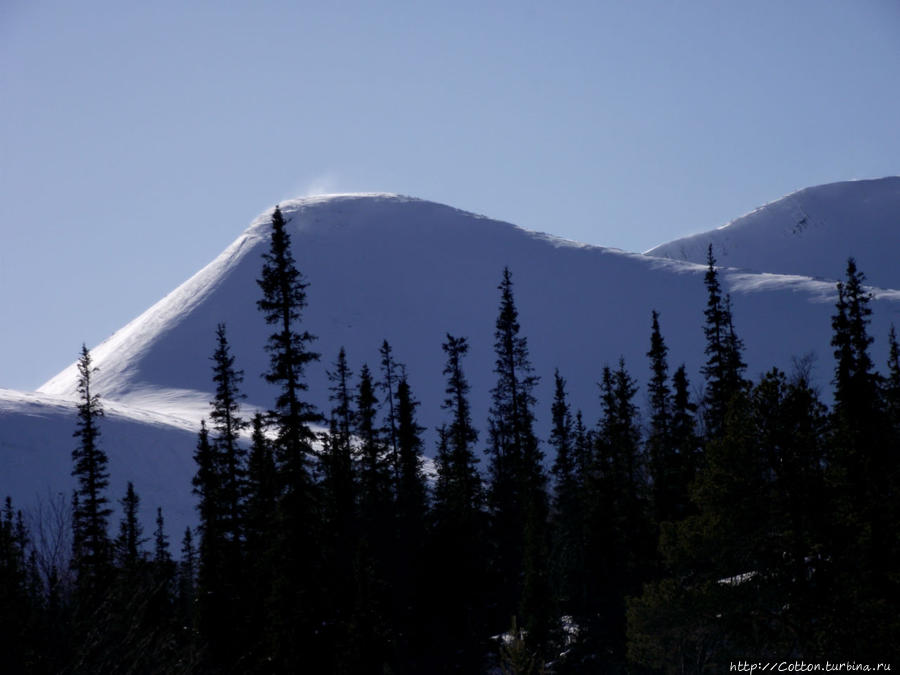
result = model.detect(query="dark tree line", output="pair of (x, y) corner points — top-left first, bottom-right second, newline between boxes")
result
(3, 210), (899, 672)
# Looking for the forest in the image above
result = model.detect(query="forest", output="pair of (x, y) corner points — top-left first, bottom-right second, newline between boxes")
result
(1, 205), (898, 673)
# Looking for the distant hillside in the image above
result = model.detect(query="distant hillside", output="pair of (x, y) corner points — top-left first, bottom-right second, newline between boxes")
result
(0, 389), (197, 539)
(1, 186), (898, 530)
(39, 192), (900, 445)
(645, 177), (900, 289)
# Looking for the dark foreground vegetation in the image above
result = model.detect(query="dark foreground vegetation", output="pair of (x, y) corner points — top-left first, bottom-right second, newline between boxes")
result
(2, 206), (898, 672)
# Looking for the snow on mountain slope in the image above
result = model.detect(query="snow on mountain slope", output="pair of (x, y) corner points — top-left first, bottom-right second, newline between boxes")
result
(0, 389), (199, 541)
(645, 177), (900, 289)
(3, 189), (900, 537)
(37, 193), (900, 458)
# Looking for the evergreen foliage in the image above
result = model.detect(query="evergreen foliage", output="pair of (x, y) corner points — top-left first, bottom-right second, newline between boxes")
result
(207, 323), (249, 664)
(356, 364), (393, 524)
(646, 310), (682, 527)
(347, 363), (394, 670)
(394, 375), (428, 532)
(433, 334), (483, 522)
(824, 258), (898, 657)
(669, 363), (700, 517)
(256, 203), (325, 670)
(71, 344), (112, 595)
(322, 348), (355, 538)
(390, 373), (429, 672)
(0, 497), (43, 671)
(209, 323), (247, 550)
(701, 245), (747, 437)
(379, 340), (403, 484)
(153, 507), (171, 566)
(113, 481), (145, 569)
(176, 527), (197, 638)
(580, 359), (651, 666)
(548, 370), (586, 622)
(485, 267), (551, 654)
(11, 253), (900, 670)
(244, 412), (277, 564)
(429, 333), (489, 671)
(318, 349), (358, 668)
(256, 203), (320, 481)
(190, 419), (229, 662)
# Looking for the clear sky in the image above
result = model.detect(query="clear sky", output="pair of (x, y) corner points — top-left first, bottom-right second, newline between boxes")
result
(2, 0), (899, 391)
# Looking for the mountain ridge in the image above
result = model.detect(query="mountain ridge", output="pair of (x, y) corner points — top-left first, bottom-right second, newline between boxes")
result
(4, 179), (900, 538)
(37, 188), (900, 440)
(645, 176), (900, 288)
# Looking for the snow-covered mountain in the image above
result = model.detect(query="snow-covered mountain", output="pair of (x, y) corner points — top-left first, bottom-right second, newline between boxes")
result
(645, 177), (900, 288)
(0, 389), (198, 541)
(39, 192), (900, 438)
(4, 184), (900, 536)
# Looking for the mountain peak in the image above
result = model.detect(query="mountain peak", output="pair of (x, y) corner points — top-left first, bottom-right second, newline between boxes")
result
(14, 180), (900, 545)
(645, 176), (900, 288)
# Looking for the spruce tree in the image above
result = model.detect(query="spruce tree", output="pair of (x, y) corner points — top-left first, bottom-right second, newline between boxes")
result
(485, 269), (549, 644)
(885, 325), (900, 424)
(826, 258), (898, 657)
(548, 370), (584, 621)
(318, 349), (357, 666)
(191, 421), (218, 560)
(885, 326), (900, 540)
(434, 335), (482, 521)
(572, 410), (591, 488)
(356, 364), (392, 525)
(326, 364), (389, 670)
(394, 375), (427, 534)
(190, 420), (227, 662)
(391, 374), (429, 672)
(256, 203), (320, 479)
(0, 497), (41, 671)
(752, 366), (828, 654)
(632, 360), (829, 668)
(322, 348), (355, 539)
(113, 481), (145, 570)
(629, 385), (757, 670)
(379, 340), (403, 485)
(701, 245), (746, 437)
(71, 344), (112, 595)
(880, 327), (900, 656)
(646, 310), (677, 526)
(831, 258), (876, 409)
(583, 359), (649, 666)
(670, 363), (700, 505)
(646, 318), (699, 530)
(242, 412), (277, 662)
(428, 334), (488, 671)
(152, 508), (176, 605)
(244, 412), (277, 559)
(205, 323), (249, 662)
(256, 203), (323, 668)
(153, 508), (170, 566)
(79, 480), (184, 673)
(694, 380), (763, 569)
(549, 371), (576, 509)
(348, 364), (394, 670)
(177, 528), (196, 632)
(208, 323), (247, 550)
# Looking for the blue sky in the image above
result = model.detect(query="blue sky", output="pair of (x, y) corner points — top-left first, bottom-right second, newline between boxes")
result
(1, 1), (899, 391)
